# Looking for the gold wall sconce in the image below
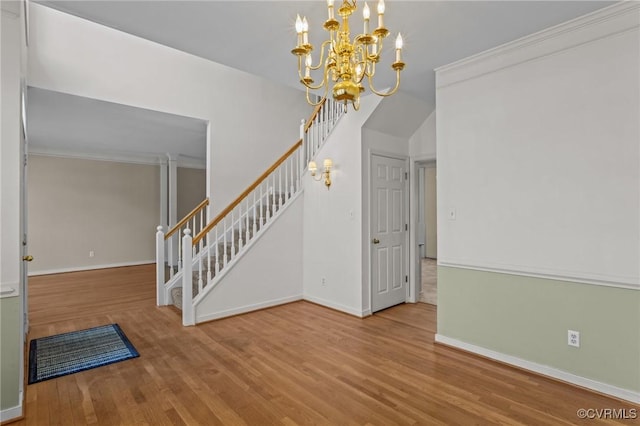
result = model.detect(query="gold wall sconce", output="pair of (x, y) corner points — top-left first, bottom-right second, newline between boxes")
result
(309, 158), (333, 189)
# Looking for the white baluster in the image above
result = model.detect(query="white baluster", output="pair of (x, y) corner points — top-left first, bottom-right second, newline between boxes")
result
(206, 232), (212, 288)
(318, 111), (322, 145)
(259, 185), (264, 227)
(288, 157), (293, 196)
(278, 167), (283, 208)
(323, 102), (328, 138)
(299, 137), (305, 188)
(223, 217), (228, 266)
(178, 230), (183, 271)
(271, 176), (277, 218)
(197, 235), (203, 295)
(239, 203), (244, 249)
(230, 210), (235, 259)
(253, 191), (258, 234)
(182, 229), (194, 326)
(300, 118), (306, 167)
(215, 226), (220, 275)
(245, 198), (250, 245)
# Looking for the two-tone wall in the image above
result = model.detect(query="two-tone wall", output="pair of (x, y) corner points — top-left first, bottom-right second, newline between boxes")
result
(435, 3), (640, 402)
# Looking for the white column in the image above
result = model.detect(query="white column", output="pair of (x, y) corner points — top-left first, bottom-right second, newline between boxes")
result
(159, 159), (168, 236)
(167, 153), (178, 266)
(159, 159), (169, 269)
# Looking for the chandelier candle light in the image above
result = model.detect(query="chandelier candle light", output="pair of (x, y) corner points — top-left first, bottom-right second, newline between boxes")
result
(292, 0), (405, 111)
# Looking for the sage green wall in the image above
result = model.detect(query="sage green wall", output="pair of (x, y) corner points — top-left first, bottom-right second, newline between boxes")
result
(438, 266), (640, 392)
(0, 297), (21, 410)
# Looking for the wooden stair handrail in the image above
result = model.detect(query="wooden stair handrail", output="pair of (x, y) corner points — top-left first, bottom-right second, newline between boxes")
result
(304, 98), (327, 132)
(165, 198), (209, 240)
(192, 99), (330, 246)
(193, 140), (302, 246)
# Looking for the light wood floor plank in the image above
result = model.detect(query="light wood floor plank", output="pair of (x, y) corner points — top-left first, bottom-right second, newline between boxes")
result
(14, 264), (637, 425)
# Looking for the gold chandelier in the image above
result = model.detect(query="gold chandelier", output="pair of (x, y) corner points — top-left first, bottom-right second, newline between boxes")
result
(292, 0), (405, 111)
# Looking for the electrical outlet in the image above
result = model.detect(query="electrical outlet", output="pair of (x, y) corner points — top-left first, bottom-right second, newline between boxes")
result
(321, 277), (326, 286)
(568, 330), (580, 347)
(448, 208), (456, 221)
(89, 250), (95, 258)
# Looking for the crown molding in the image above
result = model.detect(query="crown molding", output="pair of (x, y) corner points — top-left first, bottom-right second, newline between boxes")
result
(28, 146), (206, 169)
(436, 1), (640, 89)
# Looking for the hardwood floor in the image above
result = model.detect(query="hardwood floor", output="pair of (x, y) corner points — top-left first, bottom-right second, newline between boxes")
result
(17, 265), (636, 425)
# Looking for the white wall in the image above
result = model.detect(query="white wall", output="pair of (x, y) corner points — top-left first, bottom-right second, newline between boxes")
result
(436, 2), (639, 288)
(27, 156), (159, 274)
(195, 195), (304, 322)
(409, 111), (436, 160)
(302, 95), (382, 317)
(177, 167), (206, 219)
(0, 2), (25, 420)
(1, 5), (22, 298)
(27, 3), (311, 217)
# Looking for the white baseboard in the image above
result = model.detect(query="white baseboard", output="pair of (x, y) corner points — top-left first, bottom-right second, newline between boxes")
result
(435, 334), (640, 404)
(303, 295), (370, 318)
(196, 294), (303, 323)
(28, 260), (155, 276)
(0, 403), (23, 423)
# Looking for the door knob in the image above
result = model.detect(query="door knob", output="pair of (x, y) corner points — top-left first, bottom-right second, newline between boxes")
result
(372, 238), (380, 244)
(23, 255), (33, 262)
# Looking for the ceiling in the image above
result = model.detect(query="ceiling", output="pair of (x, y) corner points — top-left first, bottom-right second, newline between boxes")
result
(29, 1), (613, 158)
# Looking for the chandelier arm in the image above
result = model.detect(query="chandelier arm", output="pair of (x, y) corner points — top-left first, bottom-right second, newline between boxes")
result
(309, 40), (334, 70)
(367, 69), (402, 97)
(297, 57), (332, 91)
(300, 67), (331, 91)
(305, 81), (329, 106)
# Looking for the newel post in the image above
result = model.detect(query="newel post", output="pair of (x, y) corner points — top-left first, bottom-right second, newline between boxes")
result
(182, 229), (195, 326)
(155, 226), (165, 306)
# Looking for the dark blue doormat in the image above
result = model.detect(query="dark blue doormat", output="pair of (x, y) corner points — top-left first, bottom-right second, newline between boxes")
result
(28, 323), (139, 384)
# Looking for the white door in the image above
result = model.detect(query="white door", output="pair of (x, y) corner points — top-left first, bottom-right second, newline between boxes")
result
(371, 154), (407, 312)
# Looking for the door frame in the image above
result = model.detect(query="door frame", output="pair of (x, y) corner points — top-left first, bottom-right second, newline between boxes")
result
(409, 155), (436, 307)
(363, 149), (410, 314)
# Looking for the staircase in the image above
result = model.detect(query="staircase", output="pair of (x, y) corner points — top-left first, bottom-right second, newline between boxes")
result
(156, 98), (345, 325)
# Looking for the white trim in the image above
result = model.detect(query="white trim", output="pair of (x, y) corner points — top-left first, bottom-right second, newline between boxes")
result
(196, 294), (303, 323)
(436, 2), (640, 88)
(28, 147), (206, 169)
(28, 260), (155, 276)
(438, 260), (640, 291)
(0, 403), (23, 423)
(0, 280), (20, 298)
(303, 295), (370, 318)
(435, 334), (640, 404)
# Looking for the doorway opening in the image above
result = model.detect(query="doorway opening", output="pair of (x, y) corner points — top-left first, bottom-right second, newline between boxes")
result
(416, 161), (437, 305)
